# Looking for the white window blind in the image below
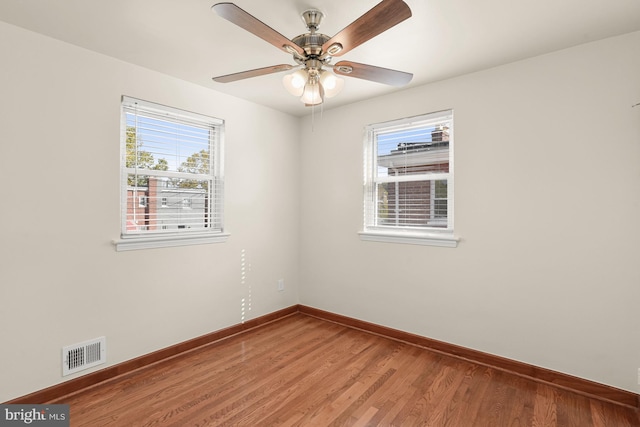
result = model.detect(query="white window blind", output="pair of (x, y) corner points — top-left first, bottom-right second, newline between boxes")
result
(118, 97), (225, 249)
(362, 110), (455, 246)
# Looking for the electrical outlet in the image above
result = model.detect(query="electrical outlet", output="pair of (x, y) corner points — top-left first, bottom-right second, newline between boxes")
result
(277, 279), (284, 291)
(637, 368), (640, 385)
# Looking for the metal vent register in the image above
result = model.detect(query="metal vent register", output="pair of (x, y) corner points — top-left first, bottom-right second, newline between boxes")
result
(62, 336), (106, 376)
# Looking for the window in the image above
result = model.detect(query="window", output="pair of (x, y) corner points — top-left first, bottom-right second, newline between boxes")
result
(116, 96), (228, 251)
(361, 110), (457, 247)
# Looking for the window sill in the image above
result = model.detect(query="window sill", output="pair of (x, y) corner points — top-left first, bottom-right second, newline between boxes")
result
(358, 230), (459, 247)
(114, 232), (230, 251)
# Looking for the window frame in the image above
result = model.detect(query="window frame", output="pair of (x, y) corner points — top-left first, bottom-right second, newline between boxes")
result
(115, 96), (229, 251)
(359, 110), (458, 247)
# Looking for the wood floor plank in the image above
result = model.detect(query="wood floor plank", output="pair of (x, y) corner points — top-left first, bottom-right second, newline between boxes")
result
(532, 384), (558, 427)
(409, 363), (468, 426)
(425, 363), (489, 426)
(363, 347), (432, 425)
(556, 387), (594, 427)
(503, 376), (536, 427)
(383, 356), (450, 425)
(588, 398), (640, 427)
(46, 314), (639, 426)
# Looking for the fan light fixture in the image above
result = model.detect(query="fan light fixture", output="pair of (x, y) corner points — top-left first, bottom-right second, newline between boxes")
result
(282, 68), (344, 105)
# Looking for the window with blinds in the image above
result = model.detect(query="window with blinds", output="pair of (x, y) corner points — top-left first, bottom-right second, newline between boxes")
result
(362, 110), (455, 245)
(118, 96), (225, 250)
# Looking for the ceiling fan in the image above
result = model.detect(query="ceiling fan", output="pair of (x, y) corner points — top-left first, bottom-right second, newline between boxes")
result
(211, 0), (413, 107)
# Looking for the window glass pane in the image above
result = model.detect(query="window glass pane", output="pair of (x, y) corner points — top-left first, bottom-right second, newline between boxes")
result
(434, 180), (448, 220)
(376, 179), (447, 228)
(125, 175), (216, 233)
(125, 114), (212, 175)
(376, 124), (449, 177)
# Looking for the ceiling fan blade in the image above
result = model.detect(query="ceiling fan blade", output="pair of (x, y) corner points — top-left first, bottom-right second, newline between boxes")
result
(213, 64), (294, 83)
(333, 61), (412, 86)
(212, 3), (305, 56)
(322, 0), (411, 57)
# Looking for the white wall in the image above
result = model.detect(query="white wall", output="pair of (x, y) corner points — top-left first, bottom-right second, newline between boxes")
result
(0, 22), (300, 402)
(299, 31), (640, 393)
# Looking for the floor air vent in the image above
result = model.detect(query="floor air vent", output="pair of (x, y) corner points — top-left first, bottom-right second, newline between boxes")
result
(62, 336), (106, 376)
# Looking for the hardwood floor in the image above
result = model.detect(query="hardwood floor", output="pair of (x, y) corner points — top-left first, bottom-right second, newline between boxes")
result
(48, 314), (639, 426)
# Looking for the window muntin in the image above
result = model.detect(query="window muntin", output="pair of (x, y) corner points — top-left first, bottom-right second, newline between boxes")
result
(120, 97), (224, 242)
(364, 111), (453, 236)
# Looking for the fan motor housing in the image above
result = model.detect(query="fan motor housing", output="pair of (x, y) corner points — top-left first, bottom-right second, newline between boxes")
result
(292, 33), (331, 57)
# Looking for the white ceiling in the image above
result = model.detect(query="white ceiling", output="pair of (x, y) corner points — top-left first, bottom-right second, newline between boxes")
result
(1, 0), (639, 116)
